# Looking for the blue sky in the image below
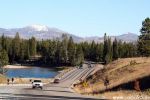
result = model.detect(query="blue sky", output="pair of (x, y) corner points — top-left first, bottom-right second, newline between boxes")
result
(0, 0), (149, 37)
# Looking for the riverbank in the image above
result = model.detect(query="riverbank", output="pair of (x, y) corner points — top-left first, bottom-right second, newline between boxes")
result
(0, 77), (53, 84)
(4, 65), (72, 70)
(4, 65), (31, 69)
(12, 78), (53, 84)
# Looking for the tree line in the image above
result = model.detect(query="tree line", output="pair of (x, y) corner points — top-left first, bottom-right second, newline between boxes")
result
(0, 32), (138, 66)
(0, 17), (150, 69)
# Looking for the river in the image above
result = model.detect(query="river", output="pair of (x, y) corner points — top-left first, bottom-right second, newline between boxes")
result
(5, 67), (58, 78)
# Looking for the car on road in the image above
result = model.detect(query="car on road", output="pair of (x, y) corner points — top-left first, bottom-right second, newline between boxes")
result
(53, 78), (60, 83)
(32, 80), (43, 89)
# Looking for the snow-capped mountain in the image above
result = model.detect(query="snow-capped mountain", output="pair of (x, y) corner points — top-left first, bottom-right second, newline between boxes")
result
(26, 24), (49, 31)
(0, 25), (138, 43)
(0, 24), (83, 42)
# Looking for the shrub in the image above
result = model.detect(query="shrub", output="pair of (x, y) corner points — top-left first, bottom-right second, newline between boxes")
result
(130, 60), (137, 65)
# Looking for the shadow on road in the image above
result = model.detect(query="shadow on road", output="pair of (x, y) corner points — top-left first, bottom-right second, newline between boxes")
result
(13, 94), (102, 100)
(45, 84), (69, 88)
(43, 89), (73, 93)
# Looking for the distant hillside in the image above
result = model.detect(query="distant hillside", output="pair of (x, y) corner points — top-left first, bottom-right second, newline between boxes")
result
(0, 25), (138, 43)
(116, 32), (138, 42)
(83, 32), (138, 43)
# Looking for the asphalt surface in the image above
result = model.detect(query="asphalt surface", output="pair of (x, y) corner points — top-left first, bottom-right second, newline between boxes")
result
(0, 64), (103, 100)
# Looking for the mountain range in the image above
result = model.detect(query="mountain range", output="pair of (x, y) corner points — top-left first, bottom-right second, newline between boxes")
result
(0, 24), (138, 43)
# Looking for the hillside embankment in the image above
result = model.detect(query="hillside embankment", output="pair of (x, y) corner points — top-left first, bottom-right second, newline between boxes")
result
(73, 57), (150, 99)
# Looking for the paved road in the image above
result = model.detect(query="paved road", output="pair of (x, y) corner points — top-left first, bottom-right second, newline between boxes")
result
(0, 64), (103, 100)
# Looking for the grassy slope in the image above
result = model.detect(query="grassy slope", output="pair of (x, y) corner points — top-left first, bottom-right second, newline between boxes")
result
(74, 57), (150, 94)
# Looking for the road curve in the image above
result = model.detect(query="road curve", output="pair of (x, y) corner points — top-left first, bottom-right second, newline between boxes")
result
(0, 64), (103, 100)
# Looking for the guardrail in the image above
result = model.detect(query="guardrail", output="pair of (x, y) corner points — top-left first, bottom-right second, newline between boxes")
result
(55, 67), (76, 79)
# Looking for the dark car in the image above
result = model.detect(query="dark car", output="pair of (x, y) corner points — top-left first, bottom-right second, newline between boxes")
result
(53, 78), (60, 83)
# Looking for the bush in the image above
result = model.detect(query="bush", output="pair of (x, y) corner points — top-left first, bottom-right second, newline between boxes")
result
(130, 60), (137, 65)
(82, 80), (88, 87)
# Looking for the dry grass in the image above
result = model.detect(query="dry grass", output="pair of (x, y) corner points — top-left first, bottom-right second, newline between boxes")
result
(0, 75), (52, 84)
(13, 78), (52, 84)
(98, 90), (149, 100)
(74, 57), (150, 94)
(0, 74), (7, 83)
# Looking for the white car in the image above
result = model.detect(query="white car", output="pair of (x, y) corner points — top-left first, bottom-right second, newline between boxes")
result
(32, 80), (43, 89)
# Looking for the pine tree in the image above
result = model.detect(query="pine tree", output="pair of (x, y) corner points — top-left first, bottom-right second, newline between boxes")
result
(90, 41), (96, 61)
(20, 40), (30, 62)
(118, 40), (123, 58)
(1, 34), (7, 51)
(29, 37), (36, 56)
(103, 33), (107, 62)
(138, 17), (150, 56)
(55, 40), (61, 65)
(81, 42), (90, 60)
(60, 34), (68, 64)
(103, 33), (112, 64)
(20, 40), (25, 62)
(25, 40), (30, 60)
(105, 37), (112, 64)
(48, 40), (57, 65)
(41, 40), (50, 64)
(12, 32), (21, 62)
(68, 37), (76, 66)
(0, 49), (9, 74)
(113, 38), (119, 60)
(95, 43), (103, 62)
(75, 45), (84, 66)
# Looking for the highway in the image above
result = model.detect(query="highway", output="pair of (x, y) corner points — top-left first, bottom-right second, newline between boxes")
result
(0, 64), (103, 100)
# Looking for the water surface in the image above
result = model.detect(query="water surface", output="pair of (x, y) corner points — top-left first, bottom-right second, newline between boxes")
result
(6, 67), (58, 78)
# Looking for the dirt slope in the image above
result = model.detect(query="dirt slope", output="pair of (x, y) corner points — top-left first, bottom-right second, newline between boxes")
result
(74, 57), (150, 94)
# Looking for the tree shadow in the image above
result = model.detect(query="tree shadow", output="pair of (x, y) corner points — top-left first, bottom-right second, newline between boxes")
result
(13, 94), (102, 100)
